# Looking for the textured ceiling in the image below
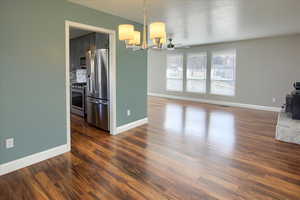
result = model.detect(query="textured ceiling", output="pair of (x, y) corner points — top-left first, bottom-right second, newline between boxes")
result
(68, 0), (300, 45)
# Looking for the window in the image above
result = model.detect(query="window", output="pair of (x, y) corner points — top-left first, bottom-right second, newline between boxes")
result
(166, 54), (183, 91)
(186, 53), (207, 93)
(210, 50), (236, 96)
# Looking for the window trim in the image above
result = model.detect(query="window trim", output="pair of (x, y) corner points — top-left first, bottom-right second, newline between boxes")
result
(164, 49), (236, 96)
(210, 49), (236, 97)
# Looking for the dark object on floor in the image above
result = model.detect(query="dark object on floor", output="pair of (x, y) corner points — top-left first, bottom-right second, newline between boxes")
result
(285, 82), (300, 120)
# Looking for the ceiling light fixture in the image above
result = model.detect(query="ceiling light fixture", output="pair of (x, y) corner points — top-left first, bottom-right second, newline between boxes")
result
(118, 0), (167, 50)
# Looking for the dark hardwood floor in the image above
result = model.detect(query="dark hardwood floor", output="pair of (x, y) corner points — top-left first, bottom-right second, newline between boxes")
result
(1, 96), (300, 200)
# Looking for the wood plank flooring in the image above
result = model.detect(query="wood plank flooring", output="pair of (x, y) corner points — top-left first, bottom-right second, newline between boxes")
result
(1, 96), (300, 199)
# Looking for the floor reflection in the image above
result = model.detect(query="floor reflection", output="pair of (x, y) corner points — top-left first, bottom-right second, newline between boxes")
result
(164, 103), (184, 133)
(184, 107), (207, 138)
(208, 111), (235, 154)
(163, 101), (235, 154)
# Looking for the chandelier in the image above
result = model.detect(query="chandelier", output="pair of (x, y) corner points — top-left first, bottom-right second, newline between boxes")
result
(118, 0), (167, 50)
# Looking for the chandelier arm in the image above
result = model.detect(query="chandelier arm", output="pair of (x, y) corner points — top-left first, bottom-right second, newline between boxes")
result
(142, 0), (148, 49)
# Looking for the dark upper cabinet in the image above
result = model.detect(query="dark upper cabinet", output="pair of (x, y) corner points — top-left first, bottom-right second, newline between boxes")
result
(74, 38), (80, 69)
(70, 32), (109, 71)
(70, 37), (82, 71)
(70, 38), (78, 71)
(78, 36), (85, 59)
(83, 34), (90, 57)
(90, 33), (96, 50)
(70, 39), (74, 71)
(96, 33), (109, 49)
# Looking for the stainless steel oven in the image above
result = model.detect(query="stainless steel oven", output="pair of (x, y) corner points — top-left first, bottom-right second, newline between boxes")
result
(71, 84), (85, 117)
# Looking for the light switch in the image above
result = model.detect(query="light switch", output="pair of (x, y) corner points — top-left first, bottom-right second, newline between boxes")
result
(6, 138), (14, 149)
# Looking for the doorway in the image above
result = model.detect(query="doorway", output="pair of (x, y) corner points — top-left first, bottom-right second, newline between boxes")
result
(65, 21), (117, 150)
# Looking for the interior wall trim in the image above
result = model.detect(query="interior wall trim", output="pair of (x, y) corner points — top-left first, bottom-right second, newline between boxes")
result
(0, 144), (69, 176)
(65, 20), (117, 142)
(148, 93), (281, 112)
(116, 118), (148, 134)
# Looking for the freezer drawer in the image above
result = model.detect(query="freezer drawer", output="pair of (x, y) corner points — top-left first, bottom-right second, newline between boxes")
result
(86, 97), (110, 131)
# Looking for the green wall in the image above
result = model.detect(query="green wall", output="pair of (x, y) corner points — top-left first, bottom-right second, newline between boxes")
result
(0, 0), (147, 164)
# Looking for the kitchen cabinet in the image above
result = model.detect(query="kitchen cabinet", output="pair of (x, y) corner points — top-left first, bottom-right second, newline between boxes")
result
(70, 38), (79, 71)
(69, 32), (109, 72)
(83, 34), (90, 57)
(78, 36), (85, 59)
(70, 39), (75, 71)
(71, 38), (80, 70)
(90, 33), (96, 50)
(96, 33), (109, 49)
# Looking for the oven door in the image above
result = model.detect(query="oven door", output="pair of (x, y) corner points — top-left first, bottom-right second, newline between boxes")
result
(71, 88), (85, 116)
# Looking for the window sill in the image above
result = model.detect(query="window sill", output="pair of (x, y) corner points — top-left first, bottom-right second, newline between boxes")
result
(209, 92), (236, 97)
(166, 89), (183, 92)
(185, 91), (206, 95)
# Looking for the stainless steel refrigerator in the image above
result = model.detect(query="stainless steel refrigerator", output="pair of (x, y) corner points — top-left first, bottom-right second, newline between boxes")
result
(86, 49), (110, 131)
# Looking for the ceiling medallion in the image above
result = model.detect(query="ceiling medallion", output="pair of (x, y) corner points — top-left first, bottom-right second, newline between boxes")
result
(118, 0), (166, 50)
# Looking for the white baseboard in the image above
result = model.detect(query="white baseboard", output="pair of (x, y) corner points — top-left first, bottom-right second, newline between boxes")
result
(115, 118), (148, 134)
(148, 93), (281, 112)
(0, 144), (69, 176)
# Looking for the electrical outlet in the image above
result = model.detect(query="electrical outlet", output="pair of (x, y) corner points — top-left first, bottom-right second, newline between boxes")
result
(272, 98), (276, 103)
(5, 138), (14, 149)
(127, 109), (131, 116)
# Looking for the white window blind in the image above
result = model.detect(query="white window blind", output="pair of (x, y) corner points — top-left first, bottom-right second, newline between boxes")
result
(166, 54), (183, 91)
(211, 50), (236, 96)
(186, 53), (207, 93)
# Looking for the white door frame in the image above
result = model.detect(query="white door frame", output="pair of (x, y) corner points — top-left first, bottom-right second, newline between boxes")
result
(65, 20), (117, 150)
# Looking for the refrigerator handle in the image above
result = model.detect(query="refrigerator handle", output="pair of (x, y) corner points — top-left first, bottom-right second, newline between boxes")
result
(87, 50), (94, 94)
(90, 50), (95, 94)
(87, 76), (90, 93)
(88, 76), (93, 93)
